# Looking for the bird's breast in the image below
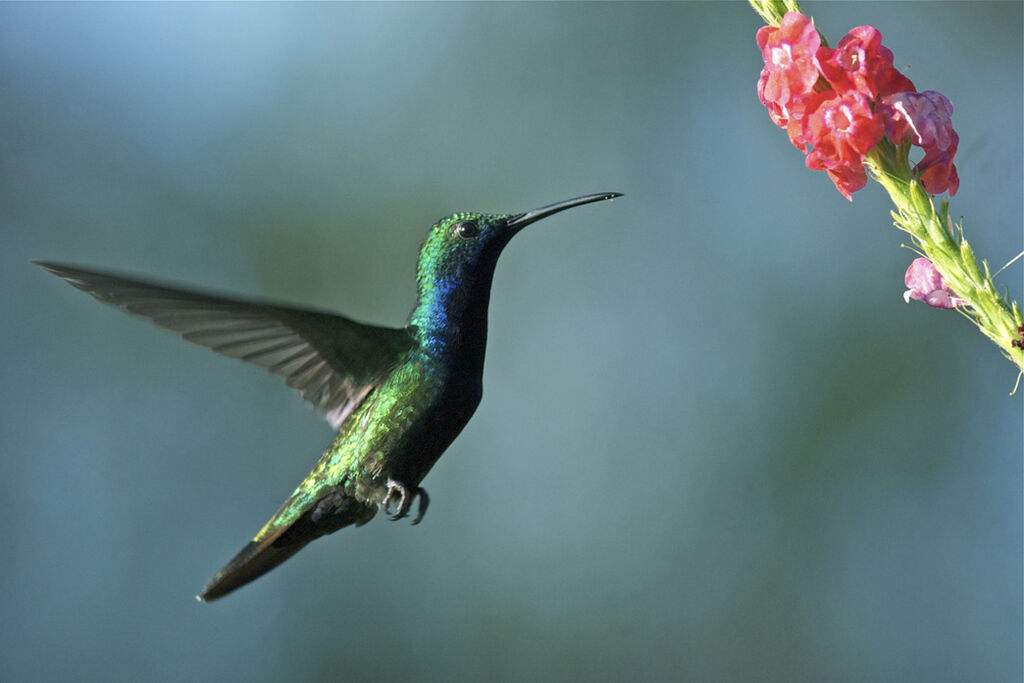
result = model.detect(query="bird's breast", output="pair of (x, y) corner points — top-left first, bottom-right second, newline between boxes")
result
(321, 359), (481, 505)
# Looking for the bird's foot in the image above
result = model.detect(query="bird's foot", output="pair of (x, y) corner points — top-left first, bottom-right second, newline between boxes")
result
(382, 478), (430, 525)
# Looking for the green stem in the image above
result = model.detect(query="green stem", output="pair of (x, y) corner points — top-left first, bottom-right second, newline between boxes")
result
(864, 145), (1024, 372)
(749, 0), (802, 28)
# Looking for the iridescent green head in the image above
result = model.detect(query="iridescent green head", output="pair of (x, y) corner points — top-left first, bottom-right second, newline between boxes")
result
(408, 192), (622, 350)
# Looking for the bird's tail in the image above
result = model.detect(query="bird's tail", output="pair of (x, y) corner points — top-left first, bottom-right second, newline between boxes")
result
(196, 532), (309, 602)
(197, 491), (376, 602)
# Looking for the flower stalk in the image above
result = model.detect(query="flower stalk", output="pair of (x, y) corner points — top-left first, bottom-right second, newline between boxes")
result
(751, 0), (1024, 374)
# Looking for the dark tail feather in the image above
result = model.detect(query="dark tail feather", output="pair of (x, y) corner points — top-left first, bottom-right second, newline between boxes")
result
(197, 529), (307, 602)
(197, 489), (376, 602)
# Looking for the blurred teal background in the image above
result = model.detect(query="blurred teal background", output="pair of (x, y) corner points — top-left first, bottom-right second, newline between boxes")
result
(2, 2), (1021, 681)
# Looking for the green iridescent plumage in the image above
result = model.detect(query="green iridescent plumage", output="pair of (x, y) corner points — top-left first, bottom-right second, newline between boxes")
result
(36, 192), (621, 601)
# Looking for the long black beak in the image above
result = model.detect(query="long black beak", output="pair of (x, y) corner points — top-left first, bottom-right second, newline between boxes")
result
(506, 192), (622, 233)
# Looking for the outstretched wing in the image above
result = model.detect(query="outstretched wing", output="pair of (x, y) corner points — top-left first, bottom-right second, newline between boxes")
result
(36, 261), (413, 429)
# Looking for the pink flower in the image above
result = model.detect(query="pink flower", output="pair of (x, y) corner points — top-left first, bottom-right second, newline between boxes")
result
(758, 75), (814, 149)
(817, 26), (916, 99)
(756, 12), (822, 106)
(903, 257), (962, 309)
(802, 90), (885, 200)
(883, 91), (957, 151)
(917, 147), (960, 197)
(756, 11), (822, 147)
(880, 91), (960, 195)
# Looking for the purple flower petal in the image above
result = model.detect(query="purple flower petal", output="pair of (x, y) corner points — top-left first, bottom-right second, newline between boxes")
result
(904, 257), (960, 309)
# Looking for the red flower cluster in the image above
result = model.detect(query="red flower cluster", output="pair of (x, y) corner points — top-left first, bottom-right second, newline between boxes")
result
(757, 12), (959, 200)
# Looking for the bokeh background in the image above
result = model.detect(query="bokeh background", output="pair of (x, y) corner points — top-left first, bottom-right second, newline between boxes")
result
(2, 2), (1020, 681)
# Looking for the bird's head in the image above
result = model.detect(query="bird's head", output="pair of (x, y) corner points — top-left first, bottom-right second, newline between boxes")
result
(409, 192), (622, 349)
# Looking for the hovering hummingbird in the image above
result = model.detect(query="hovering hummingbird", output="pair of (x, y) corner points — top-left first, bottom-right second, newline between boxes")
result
(37, 191), (621, 601)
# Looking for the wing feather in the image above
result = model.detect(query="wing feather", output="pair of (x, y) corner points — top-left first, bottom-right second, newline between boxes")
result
(36, 261), (414, 429)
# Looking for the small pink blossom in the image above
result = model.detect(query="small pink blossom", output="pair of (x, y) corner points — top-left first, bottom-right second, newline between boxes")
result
(904, 257), (962, 309)
(882, 91), (957, 151)
(756, 11), (822, 148)
(880, 91), (960, 195)
(756, 12), (822, 109)
(917, 148), (960, 197)
(802, 90), (885, 200)
(817, 26), (916, 99)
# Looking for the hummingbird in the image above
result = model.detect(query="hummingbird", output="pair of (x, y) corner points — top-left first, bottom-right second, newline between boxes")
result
(36, 191), (621, 601)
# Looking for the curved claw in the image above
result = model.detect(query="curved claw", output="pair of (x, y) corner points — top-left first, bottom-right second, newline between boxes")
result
(382, 479), (409, 520)
(411, 487), (429, 525)
(382, 479), (430, 524)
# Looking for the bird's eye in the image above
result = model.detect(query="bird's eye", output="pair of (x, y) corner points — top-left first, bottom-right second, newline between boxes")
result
(453, 220), (479, 240)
